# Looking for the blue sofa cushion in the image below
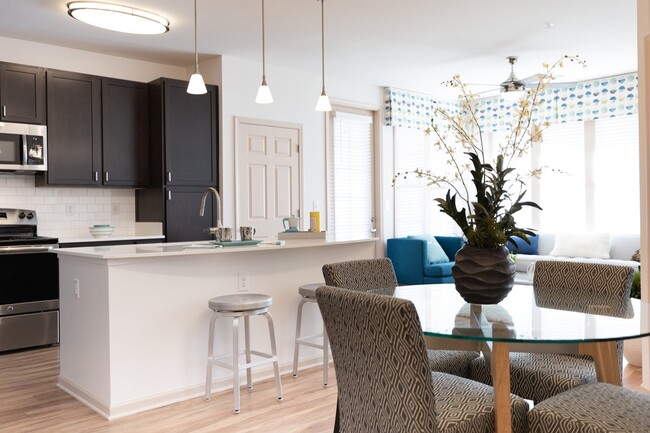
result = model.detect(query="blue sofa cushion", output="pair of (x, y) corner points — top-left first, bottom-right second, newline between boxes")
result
(507, 235), (539, 255)
(424, 262), (454, 278)
(407, 234), (450, 264)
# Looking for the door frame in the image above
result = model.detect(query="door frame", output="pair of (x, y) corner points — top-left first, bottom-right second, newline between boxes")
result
(234, 116), (304, 236)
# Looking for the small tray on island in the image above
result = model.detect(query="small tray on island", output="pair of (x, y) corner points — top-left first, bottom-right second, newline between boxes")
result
(212, 239), (263, 247)
(277, 231), (326, 240)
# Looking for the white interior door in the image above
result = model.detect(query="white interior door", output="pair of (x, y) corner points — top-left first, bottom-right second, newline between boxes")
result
(236, 119), (301, 239)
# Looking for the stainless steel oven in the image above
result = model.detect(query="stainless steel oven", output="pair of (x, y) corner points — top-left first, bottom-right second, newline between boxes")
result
(0, 208), (58, 352)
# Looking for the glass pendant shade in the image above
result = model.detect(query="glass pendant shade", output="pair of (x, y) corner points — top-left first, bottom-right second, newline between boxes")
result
(255, 0), (273, 104)
(187, 73), (207, 95)
(315, 91), (332, 112)
(67, 2), (169, 34)
(187, 0), (207, 95)
(256, 81), (274, 104)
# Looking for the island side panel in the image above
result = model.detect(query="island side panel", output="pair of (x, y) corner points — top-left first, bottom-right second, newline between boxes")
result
(57, 256), (112, 416)
(59, 240), (377, 418)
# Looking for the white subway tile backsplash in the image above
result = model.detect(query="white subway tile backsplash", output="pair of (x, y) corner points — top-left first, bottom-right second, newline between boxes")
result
(0, 174), (137, 238)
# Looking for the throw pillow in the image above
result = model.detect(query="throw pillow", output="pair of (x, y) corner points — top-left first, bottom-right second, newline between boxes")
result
(506, 235), (539, 255)
(549, 233), (611, 259)
(407, 234), (450, 264)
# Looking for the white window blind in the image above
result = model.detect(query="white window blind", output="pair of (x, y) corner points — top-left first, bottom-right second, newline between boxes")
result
(392, 116), (640, 237)
(393, 127), (460, 237)
(536, 122), (586, 232)
(327, 109), (374, 240)
(592, 115), (640, 233)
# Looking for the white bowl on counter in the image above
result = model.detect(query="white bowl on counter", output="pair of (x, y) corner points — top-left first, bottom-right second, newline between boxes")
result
(89, 225), (114, 238)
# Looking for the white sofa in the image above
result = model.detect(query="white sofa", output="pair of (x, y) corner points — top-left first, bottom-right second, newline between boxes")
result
(513, 233), (640, 285)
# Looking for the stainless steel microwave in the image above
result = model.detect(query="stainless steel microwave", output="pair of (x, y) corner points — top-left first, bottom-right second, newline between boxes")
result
(0, 123), (47, 172)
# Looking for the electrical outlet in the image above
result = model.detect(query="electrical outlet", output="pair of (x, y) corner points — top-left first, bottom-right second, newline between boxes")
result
(238, 273), (249, 292)
(65, 204), (74, 216)
(111, 203), (120, 215)
(312, 201), (320, 211)
(73, 279), (80, 299)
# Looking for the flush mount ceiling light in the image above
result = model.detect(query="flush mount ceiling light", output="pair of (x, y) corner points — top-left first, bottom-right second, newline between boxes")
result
(186, 0), (207, 95)
(67, 2), (170, 35)
(255, 0), (273, 104)
(315, 0), (331, 112)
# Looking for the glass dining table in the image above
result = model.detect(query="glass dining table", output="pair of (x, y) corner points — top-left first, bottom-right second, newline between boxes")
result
(371, 284), (650, 433)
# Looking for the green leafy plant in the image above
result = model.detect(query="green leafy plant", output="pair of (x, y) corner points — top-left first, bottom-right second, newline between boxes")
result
(394, 55), (585, 250)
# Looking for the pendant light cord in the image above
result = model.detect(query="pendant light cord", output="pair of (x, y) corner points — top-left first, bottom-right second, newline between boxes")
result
(320, 0), (325, 93)
(194, 0), (199, 72)
(261, 0), (267, 82)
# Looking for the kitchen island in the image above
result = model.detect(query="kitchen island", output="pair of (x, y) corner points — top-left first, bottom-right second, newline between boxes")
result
(55, 238), (378, 419)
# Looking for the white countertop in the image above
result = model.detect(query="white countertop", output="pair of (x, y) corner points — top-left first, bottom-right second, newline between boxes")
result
(54, 238), (379, 260)
(57, 235), (166, 244)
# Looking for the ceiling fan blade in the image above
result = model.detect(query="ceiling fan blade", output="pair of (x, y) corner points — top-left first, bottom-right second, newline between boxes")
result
(520, 74), (543, 84)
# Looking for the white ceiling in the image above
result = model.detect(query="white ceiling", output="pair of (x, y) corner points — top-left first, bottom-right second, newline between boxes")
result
(0, 0), (638, 97)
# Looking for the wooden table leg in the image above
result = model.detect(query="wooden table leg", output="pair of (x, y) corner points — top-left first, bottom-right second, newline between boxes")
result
(491, 342), (512, 433)
(578, 340), (621, 385)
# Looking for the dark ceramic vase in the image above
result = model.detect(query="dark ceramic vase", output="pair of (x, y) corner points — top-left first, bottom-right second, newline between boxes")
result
(452, 244), (516, 304)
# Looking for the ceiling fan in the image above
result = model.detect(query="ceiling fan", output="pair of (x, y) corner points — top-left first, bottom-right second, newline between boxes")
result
(469, 56), (572, 100)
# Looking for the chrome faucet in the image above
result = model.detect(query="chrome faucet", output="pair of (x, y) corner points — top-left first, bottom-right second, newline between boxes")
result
(199, 187), (223, 229)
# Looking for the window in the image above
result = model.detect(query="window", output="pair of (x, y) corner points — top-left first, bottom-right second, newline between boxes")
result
(392, 115), (640, 236)
(327, 108), (375, 240)
(393, 127), (460, 237)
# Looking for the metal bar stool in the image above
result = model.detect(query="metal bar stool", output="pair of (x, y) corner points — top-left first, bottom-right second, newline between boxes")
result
(205, 293), (283, 413)
(292, 283), (329, 386)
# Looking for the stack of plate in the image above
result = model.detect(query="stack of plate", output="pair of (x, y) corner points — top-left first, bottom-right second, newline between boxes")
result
(89, 225), (114, 238)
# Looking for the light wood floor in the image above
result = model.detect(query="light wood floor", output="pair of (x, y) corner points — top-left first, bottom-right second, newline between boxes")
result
(1, 346), (648, 433)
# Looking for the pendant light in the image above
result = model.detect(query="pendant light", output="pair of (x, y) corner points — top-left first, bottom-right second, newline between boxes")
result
(315, 0), (332, 112)
(187, 0), (207, 95)
(255, 0), (273, 104)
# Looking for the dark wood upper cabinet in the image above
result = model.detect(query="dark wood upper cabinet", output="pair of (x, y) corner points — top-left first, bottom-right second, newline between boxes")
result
(38, 69), (102, 186)
(102, 78), (149, 187)
(149, 78), (218, 186)
(37, 70), (149, 187)
(0, 63), (46, 124)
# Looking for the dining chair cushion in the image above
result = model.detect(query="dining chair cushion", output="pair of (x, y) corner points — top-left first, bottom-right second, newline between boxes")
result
(470, 352), (597, 404)
(316, 285), (530, 433)
(432, 371), (529, 433)
(529, 382), (650, 432)
(427, 350), (480, 378)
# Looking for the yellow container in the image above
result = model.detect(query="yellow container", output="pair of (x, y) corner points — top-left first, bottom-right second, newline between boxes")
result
(309, 211), (321, 232)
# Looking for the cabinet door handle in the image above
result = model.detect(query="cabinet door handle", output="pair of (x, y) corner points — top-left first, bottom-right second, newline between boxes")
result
(94, 171), (99, 182)
(167, 172), (172, 183)
(1, 106), (5, 117)
(105, 171), (109, 182)
(168, 190), (172, 200)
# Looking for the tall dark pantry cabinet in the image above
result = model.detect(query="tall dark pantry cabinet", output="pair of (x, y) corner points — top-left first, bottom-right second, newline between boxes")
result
(136, 78), (219, 242)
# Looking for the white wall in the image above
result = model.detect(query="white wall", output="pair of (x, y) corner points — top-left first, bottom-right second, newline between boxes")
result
(0, 37), (386, 240)
(217, 55), (383, 230)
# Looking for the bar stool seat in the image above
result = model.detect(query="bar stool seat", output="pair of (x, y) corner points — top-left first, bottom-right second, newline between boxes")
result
(293, 283), (329, 386)
(205, 293), (283, 413)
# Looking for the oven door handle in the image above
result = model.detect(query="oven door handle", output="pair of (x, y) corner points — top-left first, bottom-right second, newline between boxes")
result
(0, 245), (57, 254)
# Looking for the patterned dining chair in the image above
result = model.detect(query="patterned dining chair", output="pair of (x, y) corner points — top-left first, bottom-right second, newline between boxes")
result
(470, 260), (634, 403)
(529, 382), (650, 432)
(315, 286), (530, 433)
(322, 258), (480, 378)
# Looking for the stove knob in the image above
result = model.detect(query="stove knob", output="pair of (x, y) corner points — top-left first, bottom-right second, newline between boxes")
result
(18, 212), (25, 219)
(26, 212), (34, 219)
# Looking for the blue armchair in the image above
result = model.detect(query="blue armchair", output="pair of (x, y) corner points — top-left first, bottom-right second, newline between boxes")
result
(387, 235), (464, 285)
